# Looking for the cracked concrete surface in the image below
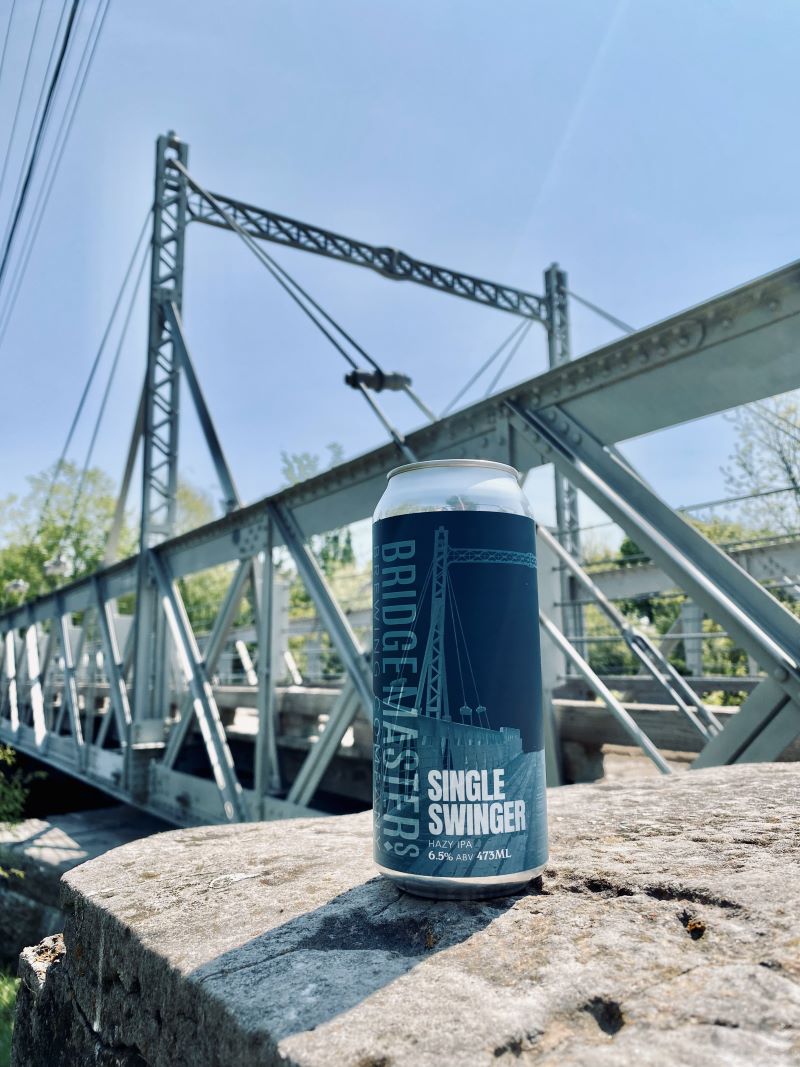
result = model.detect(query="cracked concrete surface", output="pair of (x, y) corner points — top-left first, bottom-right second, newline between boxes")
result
(11, 764), (800, 1066)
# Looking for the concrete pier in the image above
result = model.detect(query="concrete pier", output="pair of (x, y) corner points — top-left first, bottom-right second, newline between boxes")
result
(12, 764), (800, 1066)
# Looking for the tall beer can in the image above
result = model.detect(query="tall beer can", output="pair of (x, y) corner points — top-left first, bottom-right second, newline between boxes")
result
(372, 459), (548, 899)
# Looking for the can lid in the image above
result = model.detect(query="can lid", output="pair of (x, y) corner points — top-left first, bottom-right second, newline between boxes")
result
(387, 458), (521, 481)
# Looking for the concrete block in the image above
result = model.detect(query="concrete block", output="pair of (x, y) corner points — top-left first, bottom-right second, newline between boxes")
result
(12, 765), (800, 1066)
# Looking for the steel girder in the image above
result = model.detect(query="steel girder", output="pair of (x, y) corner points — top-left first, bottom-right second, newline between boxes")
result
(506, 400), (800, 765)
(229, 258), (800, 543)
(586, 536), (800, 601)
(133, 134), (189, 727)
(544, 264), (583, 647)
(186, 188), (547, 322)
(536, 523), (718, 741)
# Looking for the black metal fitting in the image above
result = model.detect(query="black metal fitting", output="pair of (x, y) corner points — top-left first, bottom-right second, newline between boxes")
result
(344, 369), (412, 392)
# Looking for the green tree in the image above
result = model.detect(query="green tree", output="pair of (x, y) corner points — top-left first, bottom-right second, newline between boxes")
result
(615, 514), (765, 575)
(0, 747), (28, 825)
(0, 462), (135, 610)
(593, 517), (769, 679)
(172, 482), (257, 634)
(723, 392), (800, 534)
(280, 443), (344, 489)
(280, 446), (365, 679)
(279, 445), (355, 584)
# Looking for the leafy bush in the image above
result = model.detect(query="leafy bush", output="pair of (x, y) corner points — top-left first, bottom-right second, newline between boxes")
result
(0, 747), (27, 825)
(0, 969), (17, 1067)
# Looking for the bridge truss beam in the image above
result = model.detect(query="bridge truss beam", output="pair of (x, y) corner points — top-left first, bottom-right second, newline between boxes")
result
(186, 187), (547, 322)
(1, 141), (800, 821)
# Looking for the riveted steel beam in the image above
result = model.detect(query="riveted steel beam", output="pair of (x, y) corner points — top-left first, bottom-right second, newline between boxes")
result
(268, 501), (373, 715)
(148, 549), (247, 822)
(507, 400), (800, 764)
(187, 188), (547, 322)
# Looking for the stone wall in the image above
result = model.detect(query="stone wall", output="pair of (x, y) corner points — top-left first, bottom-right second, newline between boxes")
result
(12, 765), (800, 1066)
(0, 807), (166, 966)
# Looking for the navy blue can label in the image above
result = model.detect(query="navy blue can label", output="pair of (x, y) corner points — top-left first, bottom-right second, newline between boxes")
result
(373, 510), (548, 881)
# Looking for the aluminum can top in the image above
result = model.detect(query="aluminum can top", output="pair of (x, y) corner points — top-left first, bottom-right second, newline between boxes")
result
(375, 458), (533, 522)
(387, 458), (521, 481)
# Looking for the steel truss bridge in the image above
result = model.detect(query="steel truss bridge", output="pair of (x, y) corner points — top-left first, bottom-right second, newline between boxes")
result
(0, 132), (799, 825)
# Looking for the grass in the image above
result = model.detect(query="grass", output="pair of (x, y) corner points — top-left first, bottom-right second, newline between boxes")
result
(0, 970), (18, 1067)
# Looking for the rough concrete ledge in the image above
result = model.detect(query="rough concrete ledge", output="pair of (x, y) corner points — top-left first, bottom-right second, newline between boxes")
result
(11, 764), (800, 1067)
(0, 807), (167, 966)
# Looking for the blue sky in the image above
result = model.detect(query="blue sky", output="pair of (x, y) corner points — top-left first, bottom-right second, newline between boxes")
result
(0, 0), (798, 546)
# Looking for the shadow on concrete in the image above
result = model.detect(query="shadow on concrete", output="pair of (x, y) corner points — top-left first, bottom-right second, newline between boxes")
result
(189, 873), (543, 1042)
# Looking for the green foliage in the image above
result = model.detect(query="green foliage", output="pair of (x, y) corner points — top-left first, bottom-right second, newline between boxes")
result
(617, 535), (645, 566)
(599, 513), (777, 678)
(280, 446), (367, 679)
(583, 604), (638, 675)
(0, 747), (29, 826)
(179, 563), (254, 635)
(704, 689), (749, 707)
(280, 443), (343, 488)
(700, 617), (750, 678)
(615, 516), (763, 573)
(0, 969), (17, 1067)
(0, 456), (233, 634)
(171, 484), (245, 633)
(723, 393), (800, 534)
(0, 462), (135, 611)
(175, 481), (215, 535)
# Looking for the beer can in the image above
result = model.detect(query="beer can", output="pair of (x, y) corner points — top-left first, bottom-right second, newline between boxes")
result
(372, 458), (548, 899)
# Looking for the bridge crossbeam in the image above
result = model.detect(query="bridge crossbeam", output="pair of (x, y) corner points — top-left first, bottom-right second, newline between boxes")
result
(186, 188), (547, 322)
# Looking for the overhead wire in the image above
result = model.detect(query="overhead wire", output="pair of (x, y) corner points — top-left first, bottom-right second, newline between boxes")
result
(1, 0), (71, 259)
(35, 206), (152, 536)
(0, 0), (81, 293)
(0, 0), (19, 98)
(0, 0), (47, 214)
(0, 0), (110, 350)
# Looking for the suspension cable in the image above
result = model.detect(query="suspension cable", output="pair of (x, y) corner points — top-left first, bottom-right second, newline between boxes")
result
(402, 383), (436, 423)
(61, 241), (149, 543)
(440, 318), (528, 417)
(447, 571), (468, 706)
(172, 160), (433, 457)
(483, 319), (533, 397)
(36, 206), (152, 536)
(174, 165), (436, 429)
(171, 160), (383, 374)
(567, 289), (636, 334)
(448, 571), (480, 705)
